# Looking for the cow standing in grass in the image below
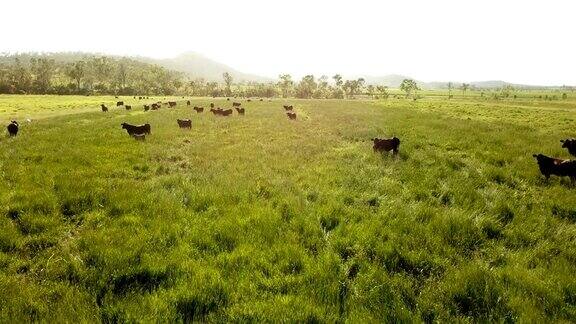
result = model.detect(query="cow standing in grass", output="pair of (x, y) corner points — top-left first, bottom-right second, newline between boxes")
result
(372, 137), (400, 155)
(177, 119), (192, 129)
(7, 121), (18, 137)
(122, 123), (151, 136)
(101, 104), (108, 112)
(286, 112), (297, 120)
(533, 154), (576, 181)
(561, 139), (576, 157)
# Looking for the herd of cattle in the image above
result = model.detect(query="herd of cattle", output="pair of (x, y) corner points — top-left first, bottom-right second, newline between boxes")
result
(3, 99), (576, 183)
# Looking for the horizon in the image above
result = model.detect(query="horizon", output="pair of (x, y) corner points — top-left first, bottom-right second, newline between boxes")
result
(2, 0), (575, 86)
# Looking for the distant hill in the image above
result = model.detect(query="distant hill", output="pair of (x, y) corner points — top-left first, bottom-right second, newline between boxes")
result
(137, 52), (273, 83)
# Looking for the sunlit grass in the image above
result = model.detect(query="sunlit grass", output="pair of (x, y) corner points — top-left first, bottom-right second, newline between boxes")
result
(0, 94), (575, 321)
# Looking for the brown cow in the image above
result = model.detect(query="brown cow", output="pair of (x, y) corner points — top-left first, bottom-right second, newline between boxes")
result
(283, 105), (293, 111)
(177, 119), (192, 129)
(286, 112), (297, 120)
(168, 101), (177, 108)
(221, 109), (233, 116)
(235, 107), (245, 115)
(372, 137), (400, 154)
(561, 139), (576, 157)
(232, 102), (242, 107)
(193, 106), (204, 113)
(533, 154), (576, 181)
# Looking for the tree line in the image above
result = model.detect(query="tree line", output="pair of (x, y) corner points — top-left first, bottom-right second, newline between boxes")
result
(0, 55), (182, 95)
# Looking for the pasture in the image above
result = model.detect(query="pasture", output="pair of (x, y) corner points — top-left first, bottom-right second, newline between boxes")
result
(0, 94), (575, 322)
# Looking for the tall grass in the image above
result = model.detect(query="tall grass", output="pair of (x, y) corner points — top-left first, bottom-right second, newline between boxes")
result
(0, 94), (575, 321)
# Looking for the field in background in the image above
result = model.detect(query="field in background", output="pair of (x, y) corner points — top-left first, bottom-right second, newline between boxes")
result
(0, 93), (575, 322)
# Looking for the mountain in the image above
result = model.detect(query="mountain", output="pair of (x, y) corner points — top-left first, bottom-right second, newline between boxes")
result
(138, 52), (273, 83)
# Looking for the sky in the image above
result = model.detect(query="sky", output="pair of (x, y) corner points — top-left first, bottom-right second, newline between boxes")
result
(1, 0), (575, 85)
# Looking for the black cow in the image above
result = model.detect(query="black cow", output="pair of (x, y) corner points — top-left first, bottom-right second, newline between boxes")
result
(121, 123), (151, 136)
(7, 121), (18, 136)
(177, 119), (192, 129)
(144, 105), (150, 111)
(116, 101), (124, 106)
(101, 104), (108, 112)
(533, 154), (576, 181)
(235, 107), (245, 115)
(561, 139), (576, 157)
(372, 137), (400, 155)
(125, 105), (132, 111)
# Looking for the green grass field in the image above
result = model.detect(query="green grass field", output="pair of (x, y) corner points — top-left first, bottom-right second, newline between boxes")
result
(0, 94), (575, 322)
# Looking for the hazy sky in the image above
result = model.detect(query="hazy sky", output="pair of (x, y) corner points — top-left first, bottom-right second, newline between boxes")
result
(1, 0), (575, 85)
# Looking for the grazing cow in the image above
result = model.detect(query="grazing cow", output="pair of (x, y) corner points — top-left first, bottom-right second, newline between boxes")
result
(561, 139), (576, 157)
(221, 109), (233, 116)
(132, 133), (146, 141)
(7, 121), (18, 137)
(116, 101), (124, 106)
(177, 119), (192, 129)
(286, 112), (297, 120)
(151, 103), (160, 110)
(232, 102), (242, 107)
(210, 108), (219, 115)
(125, 105), (132, 111)
(283, 105), (293, 111)
(372, 137), (400, 155)
(144, 105), (150, 111)
(121, 123), (151, 136)
(194, 106), (204, 113)
(533, 154), (576, 181)
(168, 101), (177, 107)
(101, 104), (108, 112)
(187, 100), (191, 106)
(235, 107), (245, 115)
(210, 103), (215, 108)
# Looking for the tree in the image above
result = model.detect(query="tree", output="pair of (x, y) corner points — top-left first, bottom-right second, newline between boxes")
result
(223, 72), (233, 96)
(65, 60), (86, 90)
(30, 57), (56, 93)
(460, 83), (470, 96)
(296, 75), (317, 98)
(376, 85), (389, 99)
(278, 74), (294, 98)
(400, 79), (419, 98)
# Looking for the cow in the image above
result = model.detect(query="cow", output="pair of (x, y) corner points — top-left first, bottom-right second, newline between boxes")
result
(121, 123), (151, 136)
(227, 98), (230, 101)
(232, 102), (242, 107)
(194, 106), (204, 113)
(533, 154), (576, 181)
(210, 108), (222, 115)
(177, 119), (192, 129)
(561, 139), (576, 157)
(259, 98), (263, 101)
(210, 103), (215, 108)
(286, 112), (297, 120)
(125, 105), (132, 111)
(283, 105), (293, 111)
(221, 109), (233, 116)
(372, 137), (400, 155)
(132, 133), (146, 141)
(139, 96), (143, 100)
(187, 100), (191, 106)
(247, 99), (252, 102)
(151, 103), (160, 110)
(144, 105), (150, 111)
(116, 101), (124, 107)
(168, 101), (177, 108)
(235, 107), (245, 115)
(7, 121), (18, 137)
(101, 104), (108, 112)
